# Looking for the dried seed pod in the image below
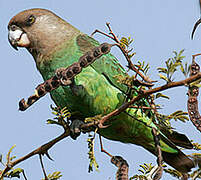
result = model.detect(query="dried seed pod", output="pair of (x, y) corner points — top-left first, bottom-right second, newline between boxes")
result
(66, 69), (74, 78)
(79, 56), (88, 68)
(86, 51), (94, 63)
(111, 156), (129, 180)
(51, 78), (60, 88)
(93, 47), (101, 58)
(36, 85), (46, 97)
(44, 81), (52, 92)
(72, 62), (82, 74)
(27, 95), (39, 106)
(19, 99), (27, 111)
(100, 43), (112, 54)
(18, 42), (113, 111)
(187, 61), (201, 132)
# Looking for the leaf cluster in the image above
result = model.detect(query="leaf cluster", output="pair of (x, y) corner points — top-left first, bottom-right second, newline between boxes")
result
(164, 167), (201, 179)
(135, 61), (150, 75)
(0, 145), (25, 179)
(156, 110), (189, 130)
(193, 142), (201, 151)
(84, 115), (102, 124)
(157, 49), (187, 82)
(41, 171), (62, 180)
(120, 36), (136, 58)
(129, 163), (154, 180)
(47, 105), (71, 128)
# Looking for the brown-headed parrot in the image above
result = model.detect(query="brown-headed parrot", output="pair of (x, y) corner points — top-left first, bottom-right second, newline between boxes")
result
(8, 8), (195, 173)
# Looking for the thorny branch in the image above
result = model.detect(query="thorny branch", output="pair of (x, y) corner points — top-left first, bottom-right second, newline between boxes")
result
(91, 23), (154, 83)
(0, 129), (70, 179)
(39, 154), (48, 180)
(98, 71), (201, 127)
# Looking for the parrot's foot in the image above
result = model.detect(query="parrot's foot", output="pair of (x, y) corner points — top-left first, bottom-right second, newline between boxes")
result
(98, 119), (111, 129)
(70, 119), (85, 140)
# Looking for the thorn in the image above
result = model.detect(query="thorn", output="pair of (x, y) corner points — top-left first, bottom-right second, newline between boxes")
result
(45, 151), (54, 161)
(98, 122), (110, 129)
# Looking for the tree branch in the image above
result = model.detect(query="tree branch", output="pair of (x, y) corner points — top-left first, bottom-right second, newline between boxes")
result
(98, 72), (201, 127)
(92, 23), (154, 83)
(0, 129), (70, 178)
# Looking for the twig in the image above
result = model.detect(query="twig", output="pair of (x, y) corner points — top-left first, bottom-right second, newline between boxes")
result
(39, 154), (48, 180)
(92, 23), (154, 83)
(22, 170), (28, 180)
(129, 105), (161, 110)
(151, 128), (163, 180)
(0, 129), (70, 178)
(192, 168), (201, 180)
(98, 72), (201, 128)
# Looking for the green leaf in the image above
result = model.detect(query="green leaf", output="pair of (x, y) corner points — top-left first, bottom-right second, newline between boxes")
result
(46, 119), (60, 125)
(6, 145), (16, 162)
(42, 171), (62, 180)
(159, 74), (169, 82)
(5, 168), (23, 178)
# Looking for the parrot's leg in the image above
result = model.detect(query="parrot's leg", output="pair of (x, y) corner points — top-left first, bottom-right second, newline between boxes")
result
(70, 119), (85, 140)
(99, 135), (129, 179)
(99, 135), (113, 157)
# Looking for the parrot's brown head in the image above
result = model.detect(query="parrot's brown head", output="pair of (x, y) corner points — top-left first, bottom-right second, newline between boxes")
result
(8, 8), (79, 59)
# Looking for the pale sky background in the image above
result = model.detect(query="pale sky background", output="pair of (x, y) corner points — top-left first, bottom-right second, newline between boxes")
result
(0, 0), (201, 179)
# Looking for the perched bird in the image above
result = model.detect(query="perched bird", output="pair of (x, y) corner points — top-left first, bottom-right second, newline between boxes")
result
(8, 8), (195, 173)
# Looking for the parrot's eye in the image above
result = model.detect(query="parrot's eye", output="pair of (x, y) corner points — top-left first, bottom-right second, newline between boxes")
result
(10, 24), (17, 31)
(26, 15), (35, 26)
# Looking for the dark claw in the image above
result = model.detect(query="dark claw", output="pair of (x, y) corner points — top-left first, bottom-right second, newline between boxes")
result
(70, 119), (85, 140)
(98, 122), (110, 129)
(45, 151), (54, 161)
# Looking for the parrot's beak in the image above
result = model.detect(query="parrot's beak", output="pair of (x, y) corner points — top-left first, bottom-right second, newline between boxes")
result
(191, 18), (201, 40)
(8, 26), (30, 51)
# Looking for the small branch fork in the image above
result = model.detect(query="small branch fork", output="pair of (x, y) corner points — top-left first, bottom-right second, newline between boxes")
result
(91, 23), (154, 83)
(98, 71), (201, 127)
(0, 129), (70, 179)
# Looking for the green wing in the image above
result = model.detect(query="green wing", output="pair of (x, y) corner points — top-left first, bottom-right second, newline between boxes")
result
(76, 34), (128, 93)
